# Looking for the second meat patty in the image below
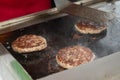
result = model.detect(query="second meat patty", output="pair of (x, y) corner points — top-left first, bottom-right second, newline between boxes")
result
(56, 45), (95, 69)
(11, 34), (47, 53)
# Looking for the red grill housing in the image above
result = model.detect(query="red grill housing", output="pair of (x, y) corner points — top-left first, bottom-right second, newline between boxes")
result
(0, 0), (51, 21)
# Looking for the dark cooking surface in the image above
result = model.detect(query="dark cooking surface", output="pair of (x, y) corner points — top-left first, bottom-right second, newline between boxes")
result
(3, 15), (120, 79)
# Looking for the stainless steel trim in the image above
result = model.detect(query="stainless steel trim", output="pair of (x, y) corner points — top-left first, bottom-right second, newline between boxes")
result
(0, 0), (106, 34)
(0, 43), (10, 56)
(0, 8), (67, 34)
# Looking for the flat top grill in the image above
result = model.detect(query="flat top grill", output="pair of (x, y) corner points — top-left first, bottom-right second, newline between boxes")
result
(1, 0), (120, 80)
(2, 13), (120, 79)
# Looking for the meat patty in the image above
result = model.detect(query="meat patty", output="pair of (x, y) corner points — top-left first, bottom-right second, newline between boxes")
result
(12, 34), (47, 53)
(56, 45), (95, 69)
(75, 21), (107, 34)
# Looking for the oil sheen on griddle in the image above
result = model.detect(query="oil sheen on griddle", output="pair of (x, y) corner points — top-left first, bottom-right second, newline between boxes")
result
(3, 15), (107, 79)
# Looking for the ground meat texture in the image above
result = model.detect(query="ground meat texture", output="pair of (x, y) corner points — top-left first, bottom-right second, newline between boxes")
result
(56, 45), (95, 69)
(12, 34), (47, 53)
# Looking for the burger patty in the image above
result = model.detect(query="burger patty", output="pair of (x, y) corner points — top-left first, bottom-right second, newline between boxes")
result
(56, 45), (95, 69)
(75, 21), (107, 34)
(12, 34), (47, 53)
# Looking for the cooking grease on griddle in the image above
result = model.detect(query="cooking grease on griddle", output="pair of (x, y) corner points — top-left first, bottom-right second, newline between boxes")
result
(0, 32), (13, 43)
(3, 14), (109, 79)
(48, 58), (65, 73)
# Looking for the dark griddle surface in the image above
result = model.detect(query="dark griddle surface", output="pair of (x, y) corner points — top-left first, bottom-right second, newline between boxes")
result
(3, 15), (120, 79)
